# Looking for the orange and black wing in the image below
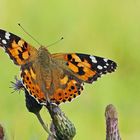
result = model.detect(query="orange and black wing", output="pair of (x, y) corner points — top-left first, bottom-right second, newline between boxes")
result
(52, 53), (117, 83)
(50, 53), (117, 104)
(49, 70), (84, 105)
(0, 29), (35, 65)
(21, 62), (46, 105)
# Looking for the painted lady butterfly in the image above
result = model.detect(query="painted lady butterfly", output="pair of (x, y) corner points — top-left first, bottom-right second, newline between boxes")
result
(0, 29), (117, 105)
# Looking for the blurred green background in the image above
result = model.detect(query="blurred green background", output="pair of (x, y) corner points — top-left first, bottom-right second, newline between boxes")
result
(0, 0), (140, 139)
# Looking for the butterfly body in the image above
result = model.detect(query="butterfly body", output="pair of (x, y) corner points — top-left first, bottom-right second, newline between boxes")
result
(21, 47), (62, 103)
(0, 29), (117, 105)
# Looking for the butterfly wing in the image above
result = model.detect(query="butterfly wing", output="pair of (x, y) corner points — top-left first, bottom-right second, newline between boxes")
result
(49, 53), (117, 104)
(0, 29), (43, 104)
(0, 29), (37, 65)
(21, 62), (46, 105)
(52, 53), (117, 83)
(49, 69), (84, 105)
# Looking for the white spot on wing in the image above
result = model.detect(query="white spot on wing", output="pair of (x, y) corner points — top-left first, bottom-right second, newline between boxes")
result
(2, 39), (7, 44)
(104, 66), (107, 68)
(90, 55), (97, 63)
(97, 65), (103, 70)
(5, 32), (10, 40)
(104, 58), (108, 62)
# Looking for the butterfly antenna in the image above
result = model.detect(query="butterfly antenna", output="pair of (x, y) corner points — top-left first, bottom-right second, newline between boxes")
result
(47, 37), (64, 47)
(18, 23), (42, 46)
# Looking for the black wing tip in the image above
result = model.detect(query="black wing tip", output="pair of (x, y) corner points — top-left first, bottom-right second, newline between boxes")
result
(88, 60), (117, 83)
(108, 60), (117, 73)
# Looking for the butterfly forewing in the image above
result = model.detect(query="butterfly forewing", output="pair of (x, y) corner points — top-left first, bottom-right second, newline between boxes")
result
(0, 29), (35, 65)
(52, 53), (117, 83)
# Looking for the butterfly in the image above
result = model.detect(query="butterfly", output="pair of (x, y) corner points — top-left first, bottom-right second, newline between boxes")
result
(0, 29), (117, 105)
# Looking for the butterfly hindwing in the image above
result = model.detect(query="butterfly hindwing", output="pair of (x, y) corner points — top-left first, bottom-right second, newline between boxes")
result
(21, 61), (84, 105)
(21, 63), (46, 104)
(49, 72), (84, 105)
(0, 29), (36, 65)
